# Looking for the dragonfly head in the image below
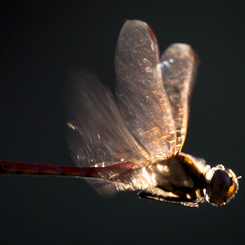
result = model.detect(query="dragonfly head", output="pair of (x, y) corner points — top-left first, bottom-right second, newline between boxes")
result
(205, 165), (240, 206)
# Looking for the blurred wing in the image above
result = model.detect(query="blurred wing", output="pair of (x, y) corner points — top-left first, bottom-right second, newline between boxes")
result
(65, 69), (151, 196)
(160, 43), (198, 152)
(65, 69), (149, 168)
(115, 20), (176, 162)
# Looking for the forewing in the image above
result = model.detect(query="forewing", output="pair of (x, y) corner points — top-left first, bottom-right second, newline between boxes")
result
(65, 69), (149, 168)
(115, 20), (176, 162)
(65, 69), (151, 196)
(160, 43), (198, 152)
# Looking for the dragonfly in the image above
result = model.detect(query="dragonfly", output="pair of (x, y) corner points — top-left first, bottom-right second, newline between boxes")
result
(0, 20), (240, 207)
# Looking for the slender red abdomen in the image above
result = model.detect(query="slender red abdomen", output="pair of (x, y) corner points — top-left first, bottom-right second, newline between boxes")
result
(0, 160), (138, 179)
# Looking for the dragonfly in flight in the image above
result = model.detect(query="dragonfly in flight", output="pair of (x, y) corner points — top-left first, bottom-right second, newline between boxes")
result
(0, 20), (240, 207)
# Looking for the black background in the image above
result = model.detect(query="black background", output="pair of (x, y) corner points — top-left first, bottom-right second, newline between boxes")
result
(0, 1), (244, 245)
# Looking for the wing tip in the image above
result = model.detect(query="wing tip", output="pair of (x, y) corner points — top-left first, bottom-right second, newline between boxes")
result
(169, 43), (199, 65)
(146, 24), (156, 39)
(121, 20), (156, 40)
(188, 46), (198, 65)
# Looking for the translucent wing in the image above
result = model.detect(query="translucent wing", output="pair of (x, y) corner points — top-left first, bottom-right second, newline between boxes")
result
(160, 43), (198, 152)
(65, 69), (150, 196)
(115, 20), (176, 162)
(65, 69), (149, 167)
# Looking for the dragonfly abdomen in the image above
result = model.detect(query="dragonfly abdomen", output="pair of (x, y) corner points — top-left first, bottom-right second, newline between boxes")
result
(0, 160), (86, 177)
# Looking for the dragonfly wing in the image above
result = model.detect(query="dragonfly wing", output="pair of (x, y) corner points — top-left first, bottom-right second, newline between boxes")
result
(115, 20), (176, 162)
(160, 43), (198, 152)
(65, 69), (150, 196)
(65, 69), (149, 167)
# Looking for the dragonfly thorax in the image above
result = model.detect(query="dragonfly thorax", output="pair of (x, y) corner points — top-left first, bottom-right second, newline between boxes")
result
(138, 154), (207, 207)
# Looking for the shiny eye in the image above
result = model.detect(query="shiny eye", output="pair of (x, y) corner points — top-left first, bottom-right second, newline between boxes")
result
(207, 170), (237, 206)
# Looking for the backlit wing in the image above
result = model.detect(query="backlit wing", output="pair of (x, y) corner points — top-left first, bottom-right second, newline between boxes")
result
(65, 69), (149, 168)
(115, 20), (176, 162)
(65, 69), (150, 196)
(160, 43), (198, 152)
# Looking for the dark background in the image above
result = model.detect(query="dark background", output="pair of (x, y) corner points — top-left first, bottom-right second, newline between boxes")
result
(0, 1), (244, 244)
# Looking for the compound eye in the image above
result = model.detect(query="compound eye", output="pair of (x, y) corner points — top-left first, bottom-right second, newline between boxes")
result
(208, 170), (233, 206)
(226, 172), (239, 201)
